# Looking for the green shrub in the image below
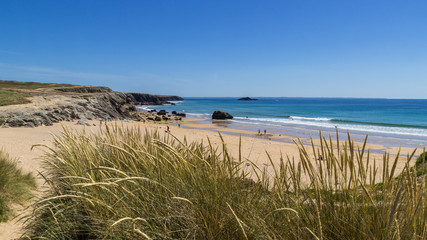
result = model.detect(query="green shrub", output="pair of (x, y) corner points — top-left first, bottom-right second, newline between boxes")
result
(416, 152), (426, 166)
(25, 127), (426, 239)
(0, 150), (36, 221)
(415, 152), (427, 176)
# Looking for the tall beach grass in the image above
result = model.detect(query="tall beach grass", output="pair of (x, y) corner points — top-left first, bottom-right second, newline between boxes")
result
(0, 150), (36, 222)
(26, 125), (426, 239)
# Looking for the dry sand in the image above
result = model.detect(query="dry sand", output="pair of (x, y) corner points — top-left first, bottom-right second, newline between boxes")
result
(0, 118), (423, 239)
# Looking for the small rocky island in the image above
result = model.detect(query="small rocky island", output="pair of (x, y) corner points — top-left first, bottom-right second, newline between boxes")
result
(238, 97), (258, 101)
(0, 80), (184, 127)
(212, 111), (233, 120)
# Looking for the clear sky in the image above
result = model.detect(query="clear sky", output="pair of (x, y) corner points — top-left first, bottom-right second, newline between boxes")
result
(1, 1), (426, 98)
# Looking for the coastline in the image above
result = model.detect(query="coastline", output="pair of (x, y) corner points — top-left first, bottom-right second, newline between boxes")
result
(142, 97), (427, 150)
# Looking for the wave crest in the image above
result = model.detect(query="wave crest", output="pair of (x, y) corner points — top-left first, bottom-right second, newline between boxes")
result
(289, 116), (332, 121)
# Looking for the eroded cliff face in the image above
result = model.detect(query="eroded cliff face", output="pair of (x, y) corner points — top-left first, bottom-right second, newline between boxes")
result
(0, 88), (183, 128)
(55, 86), (183, 105)
(55, 86), (113, 93)
(128, 93), (183, 105)
(0, 92), (183, 127)
(0, 92), (137, 127)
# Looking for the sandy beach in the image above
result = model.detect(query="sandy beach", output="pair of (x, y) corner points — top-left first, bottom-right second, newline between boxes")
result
(0, 118), (424, 239)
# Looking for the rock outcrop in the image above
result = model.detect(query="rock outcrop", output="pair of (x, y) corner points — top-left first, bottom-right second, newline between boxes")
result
(129, 93), (183, 105)
(212, 111), (233, 120)
(0, 92), (141, 127)
(56, 86), (112, 93)
(157, 110), (167, 116)
(0, 81), (185, 128)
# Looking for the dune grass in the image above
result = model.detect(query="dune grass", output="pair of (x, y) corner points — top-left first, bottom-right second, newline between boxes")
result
(0, 150), (36, 222)
(26, 126), (426, 239)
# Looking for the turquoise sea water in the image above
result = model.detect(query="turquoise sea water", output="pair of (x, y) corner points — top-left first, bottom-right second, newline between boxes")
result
(139, 98), (427, 147)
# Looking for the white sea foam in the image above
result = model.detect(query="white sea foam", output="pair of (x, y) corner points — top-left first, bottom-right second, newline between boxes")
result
(136, 106), (153, 112)
(186, 112), (212, 119)
(233, 117), (427, 137)
(289, 116), (332, 121)
(169, 101), (183, 104)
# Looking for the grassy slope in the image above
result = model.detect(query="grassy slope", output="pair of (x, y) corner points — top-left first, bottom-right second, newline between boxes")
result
(0, 90), (31, 106)
(0, 80), (74, 90)
(0, 80), (116, 107)
(0, 80), (76, 107)
(0, 150), (36, 222)
(26, 127), (426, 240)
(0, 80), (106, 106)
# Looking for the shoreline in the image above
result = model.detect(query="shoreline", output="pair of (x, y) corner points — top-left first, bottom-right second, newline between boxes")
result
(178, 118), (425, 155)
(140, 97), (427, 149)
(164, 115), (427, 150)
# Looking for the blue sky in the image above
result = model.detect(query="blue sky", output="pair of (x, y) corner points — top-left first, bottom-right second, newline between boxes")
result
(1, 1), (426, 98)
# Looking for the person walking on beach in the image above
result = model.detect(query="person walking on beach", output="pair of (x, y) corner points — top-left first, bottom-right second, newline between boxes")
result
(258, 129), (261, 135)
(264, 129), (267, 135)
(167, 126), (170, 132)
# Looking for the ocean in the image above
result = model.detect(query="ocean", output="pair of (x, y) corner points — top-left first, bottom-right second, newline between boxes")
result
(139, 97), (427, 148)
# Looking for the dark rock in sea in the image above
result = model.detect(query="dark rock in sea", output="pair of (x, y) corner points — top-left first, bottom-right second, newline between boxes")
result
(238, 97), (258, 101)
(175, 113), (186, 117)
(212, 111), (233, 120)
(157, 110), (167, 116)
(172, 111), (177, 115)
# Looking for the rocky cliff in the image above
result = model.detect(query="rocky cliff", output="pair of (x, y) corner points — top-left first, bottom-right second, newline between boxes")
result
(56, 86), (113, 93)
(0, 82), (184, 128)
(129, 93), (183, 105)
(0, 92), (139, 127)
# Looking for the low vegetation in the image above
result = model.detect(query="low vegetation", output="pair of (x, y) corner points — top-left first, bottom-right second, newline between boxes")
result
(0, 150), (36, 222)
(26, 126), (426, 239)
(0, 90), (31, 106)
(0, 80), (76, 106)
(414, 151), (426, 176)
(56, 86), (112, 93)
(0, 80), (73, 90)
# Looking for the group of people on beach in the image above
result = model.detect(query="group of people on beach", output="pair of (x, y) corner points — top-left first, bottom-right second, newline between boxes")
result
(258, 129), (267, 135)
